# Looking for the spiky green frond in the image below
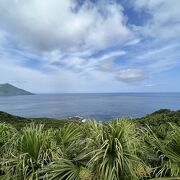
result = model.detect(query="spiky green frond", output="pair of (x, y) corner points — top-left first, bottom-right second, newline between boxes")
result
(147, 125), (180, 177)
(1, 123), (55, 179)
(87, 119), (141, 180)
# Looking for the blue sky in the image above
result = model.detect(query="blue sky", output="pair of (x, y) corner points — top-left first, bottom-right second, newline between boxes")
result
(0, 0), (180, 93)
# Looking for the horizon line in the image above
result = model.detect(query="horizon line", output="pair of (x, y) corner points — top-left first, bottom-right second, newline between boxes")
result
(34, 92), (180, 94)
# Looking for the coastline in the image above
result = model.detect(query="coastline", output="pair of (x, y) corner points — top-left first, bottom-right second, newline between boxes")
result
(0, 109), (179, 130)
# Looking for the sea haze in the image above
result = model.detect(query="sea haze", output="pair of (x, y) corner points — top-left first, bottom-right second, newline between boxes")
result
(0, 93), (179, 121)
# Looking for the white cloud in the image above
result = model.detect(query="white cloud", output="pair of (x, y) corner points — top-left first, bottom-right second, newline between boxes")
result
(0, 0), (179, 92)
(0, 30), (8, 47)
(132, 0), (180, 40)
(0, 55), (89, 93)
(134, 42), (180, 74)
(116, 69), (145, 83)
(46, 49), (126, 72)
(136, 44), (178, 60)
(96, 58), (116, 72)
(0, 0), (132, 53)
(87, 50), (126, 69)
(125, 39), (141, 46)
(144, 84), (154, 87)
(97, 50), (126, 61)
(0, 48), (122, 93)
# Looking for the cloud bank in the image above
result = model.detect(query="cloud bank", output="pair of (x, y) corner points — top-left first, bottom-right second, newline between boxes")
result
(0, 0), (180, 92)
(0, 0), (132, 51)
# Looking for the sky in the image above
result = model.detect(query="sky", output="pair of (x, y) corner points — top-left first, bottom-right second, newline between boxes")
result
(0, 0), (180, 93)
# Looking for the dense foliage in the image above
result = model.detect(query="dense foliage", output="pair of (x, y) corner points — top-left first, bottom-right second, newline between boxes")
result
(0, 109), (180, 179)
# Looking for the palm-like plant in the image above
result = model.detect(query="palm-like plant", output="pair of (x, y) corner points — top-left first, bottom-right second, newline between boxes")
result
(1, 124), (55, 179)
(0, 123), (17, 178)
(1, 119), (179, 180)
(86, 119), (143, 180)
(41, 123), (93, 180)
(41, 158), (93, 180)
(54, 123), (84, 158)
(147, 124), (180, 178)
(0, 123), (16, 152)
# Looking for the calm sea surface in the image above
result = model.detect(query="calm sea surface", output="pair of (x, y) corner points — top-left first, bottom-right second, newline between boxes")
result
(0, 93), (179, 121)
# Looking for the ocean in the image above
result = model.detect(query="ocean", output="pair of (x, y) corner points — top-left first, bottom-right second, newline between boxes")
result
(0, 93), (179, 121)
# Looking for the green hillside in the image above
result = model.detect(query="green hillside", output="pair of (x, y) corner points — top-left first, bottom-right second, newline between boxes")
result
(0, 109), (180, 179)
(0, 111), (75, 129)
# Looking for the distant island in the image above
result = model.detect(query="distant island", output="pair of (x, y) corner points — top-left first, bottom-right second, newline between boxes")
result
(0, 83), (33, 96)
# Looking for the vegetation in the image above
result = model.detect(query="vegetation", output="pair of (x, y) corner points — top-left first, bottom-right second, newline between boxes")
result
(0, 111), (73, 130)
(0, 109), (179, 179)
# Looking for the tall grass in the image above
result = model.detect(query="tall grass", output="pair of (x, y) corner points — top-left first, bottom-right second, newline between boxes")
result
(146, 125), (180, 177)
(0, 120), (180, 179)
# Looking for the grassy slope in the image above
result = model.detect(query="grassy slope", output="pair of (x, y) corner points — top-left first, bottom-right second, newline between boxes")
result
(0, 111), (72, 129)
(134, 109), (180, 139)
(0, 109), (179, 130)
(135, 109), (180, 126)
(0, 109), (180, 179)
